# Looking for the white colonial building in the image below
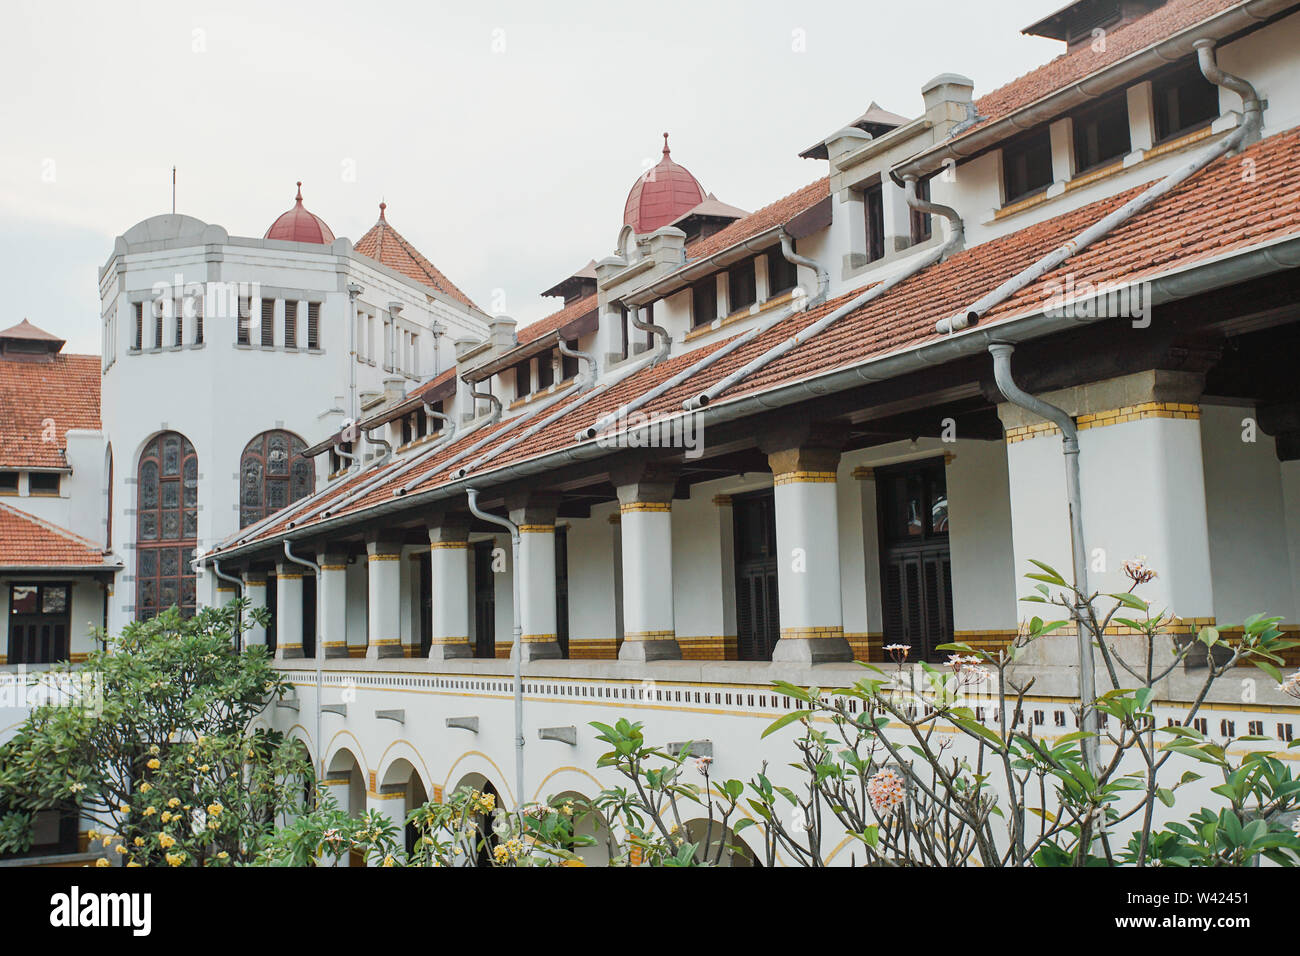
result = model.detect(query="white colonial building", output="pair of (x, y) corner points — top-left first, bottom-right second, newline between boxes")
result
(3, 0), (1300, 865)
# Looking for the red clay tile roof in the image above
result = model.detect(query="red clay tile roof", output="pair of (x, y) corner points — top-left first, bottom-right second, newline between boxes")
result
(354, 204), (479, 311)
(680, 177), (829, 263)
(216, 125), (1300, 554)
(0, 352), (101, 469)
(516, 293), (599, 346)
(0, 502), (114, 568)
(961, 0), (1241, 140)
(1, 318), (65, 345)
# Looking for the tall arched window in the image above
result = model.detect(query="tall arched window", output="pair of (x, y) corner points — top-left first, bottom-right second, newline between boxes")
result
(136, 431), (198, 619)
(239, 430), (313, 527)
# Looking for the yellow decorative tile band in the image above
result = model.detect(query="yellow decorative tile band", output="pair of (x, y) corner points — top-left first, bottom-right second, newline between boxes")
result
(431, 637), (469, 645)
(1006, 403), (1201, 444)
(370, 638), (401, 646)
(773, 470), (838, 485)
(711, 495), (733, 507)
(620, 501), (672, 513)
(319, 777), (349, 787)
(429, 542), (468, 550)
(368, 553), (402, 562)
(521, 633), (557, 643)
(320, 564), (348, 571)
(623, 629), (676, 641)
(852, 466), (874, 480)
(519, 524), (555, 534)
(779, 626), (845, 640)
(276, 572), (304, 580)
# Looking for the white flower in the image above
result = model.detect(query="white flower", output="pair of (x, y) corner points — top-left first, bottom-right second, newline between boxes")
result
(695, 756), (713, 774)
(1121, 557), (1157, 584)
(867, 768), (906, 816)
(1281, 672), (1300, 700)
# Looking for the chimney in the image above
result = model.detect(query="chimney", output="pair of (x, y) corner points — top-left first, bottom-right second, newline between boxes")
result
(487, 316), (517, 353)
(921, 73), (976, 137)
(382, 376), (406, 406)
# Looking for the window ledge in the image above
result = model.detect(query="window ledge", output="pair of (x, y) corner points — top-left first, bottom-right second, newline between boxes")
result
(685, 291), (797, 342)
(507, 376), (575, 411)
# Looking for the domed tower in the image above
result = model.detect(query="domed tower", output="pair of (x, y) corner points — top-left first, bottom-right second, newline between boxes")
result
(264, 182), (335, 244)
(622, 134), (706, 234)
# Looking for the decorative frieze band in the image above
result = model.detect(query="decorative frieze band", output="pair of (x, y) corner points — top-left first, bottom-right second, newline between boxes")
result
(772, 470), (837, 486)
(779, 625), (845, 640)
(367, 553), (403, 562)
(1005, 402), (1201, 444)
(429, 541), (467, 551)
(620, 501), (672, 513)
(320, 563), (348, 571)
(623, 629), (676, 642)
(518, 524), (555, 534)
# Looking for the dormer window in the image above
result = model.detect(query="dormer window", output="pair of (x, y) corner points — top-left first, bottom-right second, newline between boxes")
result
(863, 182), (885, 263)
(909, 178), (933, 245)
(538, 350), (555, 390)
(514, 360), (531, 399)
(1153, 58), (1220, 143)
(29, 472), (60, 496)
(767, 245), (798, 296)
(728, 258), (757, 314)
(691, 278), (717, 328)
(1002, 127), (1053, 203)
(1072, 90), (1130, 173)
(0, 471), (17, 494)
(561, 339), (580, 380)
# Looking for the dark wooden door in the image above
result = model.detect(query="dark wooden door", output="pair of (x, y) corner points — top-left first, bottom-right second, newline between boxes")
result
(417, 551), (432, 659)
(473, 541), (496, 659)
(301, 573), (316, 658)
(555, 527), (570, 659)
(7, 583), (70, 664)
(876, 459), (954, 661)
(733, 490), (780, 661)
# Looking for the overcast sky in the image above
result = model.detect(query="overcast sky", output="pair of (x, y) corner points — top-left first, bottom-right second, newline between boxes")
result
(0, 0), (1063, 353)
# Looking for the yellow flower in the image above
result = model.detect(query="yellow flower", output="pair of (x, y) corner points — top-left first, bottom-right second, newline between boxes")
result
(167, 798), (180, 808)
(216, 851), (229, 860)
(139, 782), (152, 794)
(133, 836), (144, 847)
(126, 861), (140, 868)
(146, 758), (160, 770)
(95, 857), (110, 867)
(87, 829), (99, 840)
(206, 803), (223, 816)
(493, 845), (508, 863)
(149, 744), (160, 756)
(101, 835), (112, 847)
(142, 806), (156, 817)
(119, 803), (130, 813)
(114, 845), (127, 855)
(158, 833), (176, 849)
(160, 811), (172, 823)
(381, 855), (395, 867)
(164, 852), (184, 867)
(186, 755), (194, 764)
(199, 764), (210, 773)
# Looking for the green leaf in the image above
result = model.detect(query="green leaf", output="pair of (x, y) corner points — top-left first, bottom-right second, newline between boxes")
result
(760, 710), (811, 739)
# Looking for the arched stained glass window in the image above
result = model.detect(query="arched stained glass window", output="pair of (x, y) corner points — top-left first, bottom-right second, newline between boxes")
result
(136, 431), (198, 619)
(239, 430), (313, 527)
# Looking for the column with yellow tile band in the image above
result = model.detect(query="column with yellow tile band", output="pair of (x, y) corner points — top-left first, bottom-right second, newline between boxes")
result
(613, 461), (681, 661)
(319, 550), (350, 659)
(274, 562), (305, 659)
(241, 570), (268, 648)
(427, 514), (473, 660)
(508, 491), (564, 661)
(765, 426), (853, 664)
(365, 538), (404, 660)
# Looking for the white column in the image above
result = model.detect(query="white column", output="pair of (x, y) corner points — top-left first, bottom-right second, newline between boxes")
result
(428, 516), (472, 660)
(243, 571), (268, 649)
(366, 539), (403, 659)
(614, 468), (680, 662)
(319, 550), (349, 658)
(274, 563), (305, 659)
(509, 493), (562, 661)
(767, 441), (852, 664)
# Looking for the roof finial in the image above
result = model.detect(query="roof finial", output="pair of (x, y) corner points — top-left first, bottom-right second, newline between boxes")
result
(295, 181), (303, 202)
(663, 132), (671, 157)
(379, 199), (386, 221)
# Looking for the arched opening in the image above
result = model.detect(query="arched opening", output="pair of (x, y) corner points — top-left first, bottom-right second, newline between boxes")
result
(135, 431), (198, 619)
(325, 749), (365, 867)
(452, 772), (503, 866)
(381, 759), (429, 858)
(549, 789), (612, 866)
(238, 429), (313, 528)
(683, 818), (760, 867)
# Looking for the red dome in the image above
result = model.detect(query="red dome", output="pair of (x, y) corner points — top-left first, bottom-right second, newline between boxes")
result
(623, 134), (706, 234)
(264, 182), (335, 244)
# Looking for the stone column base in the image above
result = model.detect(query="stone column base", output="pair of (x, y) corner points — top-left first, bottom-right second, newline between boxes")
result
(618, 631), (682, 662)
(366, 640), (405, 660)
(322, 641), (351, 659)
(519, 637), (563, 662)
(275, 643), (305, 660)
(427, 640), (472, 661)
(772, 628), (853, 664)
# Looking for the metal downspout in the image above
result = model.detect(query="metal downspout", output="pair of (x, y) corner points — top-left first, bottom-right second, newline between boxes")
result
(283, 539), (325, 781)
(988, 343), (1100, 774)
(465, 488), (524, 814)
(210, 558), (245, 649)
(362, 426), (392, 468)
(557, 337), (598, 387)
(465, 377), (503, 425)
(578, 229), (827, 440)
(686, 183), (962, 410)
(938, 41), (1263, 335)
(628, 302), (671, 366)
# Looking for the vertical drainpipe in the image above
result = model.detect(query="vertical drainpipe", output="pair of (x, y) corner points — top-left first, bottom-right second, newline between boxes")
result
(988, 343), (1099, 775)
(283, 539), (324, 782)
(346, 283), (363, 427)
(465, 488), (524, 814)
(210, 558), (245, 650)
